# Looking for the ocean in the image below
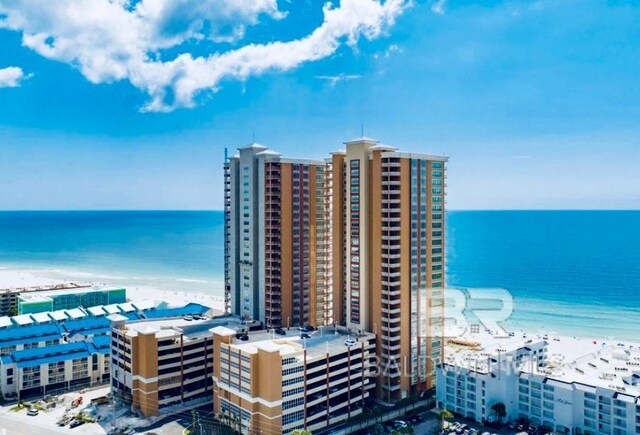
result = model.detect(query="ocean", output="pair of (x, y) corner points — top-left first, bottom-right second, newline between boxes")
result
(0, 210), (638, 340)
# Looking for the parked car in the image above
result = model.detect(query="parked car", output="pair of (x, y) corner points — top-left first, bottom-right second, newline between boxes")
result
(69, 419), (85, 428)
(393, 420), (408, 429)
(238, 334), (249, 341)
(298, 325), (315, 332)
(344, 338), (357, 346)
(300, 333), (311, 339)
(27, 408), (39, 416)
(408, 414), (424, 424)
(183, 315), (193, 321)
(275, 328), (286, 336)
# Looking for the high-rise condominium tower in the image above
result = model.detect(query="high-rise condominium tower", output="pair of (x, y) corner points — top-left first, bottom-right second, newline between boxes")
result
(224, 143), (333, 328)
(224, 137), (447, 401)
(331, 137), (447, 402)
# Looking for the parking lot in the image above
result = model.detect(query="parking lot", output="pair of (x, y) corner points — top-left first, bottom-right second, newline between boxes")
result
(440, 416), (555, 435)
(0, 386), (112, 435)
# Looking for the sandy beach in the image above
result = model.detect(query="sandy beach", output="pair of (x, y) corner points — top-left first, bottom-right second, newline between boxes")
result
(0, 267), (635, 346)
(0, 268), (66, 289)
(0, 268), (226, 313)
(126, 285), (226, 312)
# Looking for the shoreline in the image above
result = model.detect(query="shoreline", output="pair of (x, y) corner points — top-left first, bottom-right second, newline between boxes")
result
(0, 268), (226, 314)
(449, 325), (640, 358)
(1, 267), (637, 342)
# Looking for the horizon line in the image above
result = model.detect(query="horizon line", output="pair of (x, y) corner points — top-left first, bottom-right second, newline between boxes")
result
(0, 208), (638, 212)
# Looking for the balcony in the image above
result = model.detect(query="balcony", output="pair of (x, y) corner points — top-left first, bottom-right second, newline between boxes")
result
(381, 306), (401, 315)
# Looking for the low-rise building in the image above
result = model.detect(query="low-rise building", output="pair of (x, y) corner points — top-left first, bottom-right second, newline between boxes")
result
(0, 283), (91, 316)
(17, 286), (127, 314)
(437, 333), (640, 435)
(212, 326), (377, 434)
(109, 314), (236, 417)
(0, 324), (111, 398)
(0, 301), (212, 400)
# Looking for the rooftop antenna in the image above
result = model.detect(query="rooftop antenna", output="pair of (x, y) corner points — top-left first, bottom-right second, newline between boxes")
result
(224, 147), (228, 163)
(361, 123), (364, 137)
(252, 131), (256, 143)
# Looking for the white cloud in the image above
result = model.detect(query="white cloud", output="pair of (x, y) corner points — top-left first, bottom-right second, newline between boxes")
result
(315, 73), (362, 86)
(431, 0), (447, 15)
(0, 66), (30, 87)
(373, 43), (402, 59)
(0, 0), (410, 111)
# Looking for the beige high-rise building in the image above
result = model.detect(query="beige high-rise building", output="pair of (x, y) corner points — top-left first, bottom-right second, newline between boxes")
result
(224, 136), (447, 403)
(331, 137), (447, 402)
(224, 144), (333, 328)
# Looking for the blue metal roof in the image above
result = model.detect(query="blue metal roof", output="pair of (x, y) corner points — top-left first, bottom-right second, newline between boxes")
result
(16, 350), (90, 369)
(0, 323), (60, 344)
(68, 327), (109, 338)
(12, 342), (87, 362)
(121, 312), (140, 320)
(144, 303), (209, 319)
(61, 317), (110, 333)
(2, 333), (113, 368)
(0, 333), (61, 349)
(91, 334), (111, 349)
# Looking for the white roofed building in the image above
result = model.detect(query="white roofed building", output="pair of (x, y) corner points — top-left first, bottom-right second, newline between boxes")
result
(437, 332), (640, 435)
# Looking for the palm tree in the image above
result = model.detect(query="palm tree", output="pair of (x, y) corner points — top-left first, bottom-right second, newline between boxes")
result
(490, 402), (507, 424)
(290, 430), (312, 435)
(439, 408), (454, 430)
(191, 409), (198, 435)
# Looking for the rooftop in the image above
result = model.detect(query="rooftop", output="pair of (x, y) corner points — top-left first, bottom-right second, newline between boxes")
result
(13, 314), (34, 326)
(548, 342), (640, 397)
(142, 302), (210, 320)
(121, 313), (239, 341)
(17, 285), (124, 300)
(446, 328), (640, 398)
(217, 325), (375, 361)
(238, 142), (268, 151)
(3, 339), (109, 369)
(381, 150), (449, 162)
(344, 135), (379, 145)
(31, 312), (53, 323)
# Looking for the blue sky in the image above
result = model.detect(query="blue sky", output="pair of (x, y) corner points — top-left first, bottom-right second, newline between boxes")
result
(0, 0), (639, 210)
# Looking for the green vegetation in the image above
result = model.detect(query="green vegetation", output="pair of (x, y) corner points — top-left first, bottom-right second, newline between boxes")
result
(439, 408), (453, 430)
(391, 427), (414, 435)
(10, 399), (29, 412)
(490, 402), (506, 423)
(74, 412), (97, 423)
(290, 430), (313, 435)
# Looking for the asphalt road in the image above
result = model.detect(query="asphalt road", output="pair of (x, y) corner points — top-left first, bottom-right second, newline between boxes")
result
(0, 417), (72, 435)
(413, 417), (440, 434)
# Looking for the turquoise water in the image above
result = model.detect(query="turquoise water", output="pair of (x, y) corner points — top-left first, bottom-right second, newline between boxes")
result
(447, 211), (640, 340)
(0, 210), (638, 340)
(0, 211), (225, 294)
